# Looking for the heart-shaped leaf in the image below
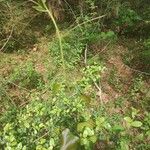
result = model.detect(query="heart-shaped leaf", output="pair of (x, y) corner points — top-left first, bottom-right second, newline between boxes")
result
(131, 121), (142, 127)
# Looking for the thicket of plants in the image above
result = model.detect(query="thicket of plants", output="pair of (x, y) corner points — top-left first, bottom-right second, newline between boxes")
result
(0, 0), (150, 150)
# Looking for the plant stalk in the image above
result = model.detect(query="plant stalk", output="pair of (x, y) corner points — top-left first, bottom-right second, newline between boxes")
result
(42, 2), (66, 77)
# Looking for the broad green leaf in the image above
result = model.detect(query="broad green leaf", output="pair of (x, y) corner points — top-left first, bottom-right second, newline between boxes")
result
(104, 123), (111, 130)
(36, 145), (47, 150)
(40, 138), (46, 144)
(22, 146), (27, 150)
(49, 138), (55, 147)
(4, 123), (12, 132)
(96, 117), (105, 125)
(89, 135), (97, 143)
(83, 127), (94, 137)
(83, 130), (88, 138)
(120, 140), (129, 150)
(131, 121), (142, 127)
(112, 125), (124, 132)
(124, 117), (132, 123)
(17, 142), (23, 149)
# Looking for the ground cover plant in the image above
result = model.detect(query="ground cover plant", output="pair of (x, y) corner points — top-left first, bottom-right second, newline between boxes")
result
(0, 0), (150, 150)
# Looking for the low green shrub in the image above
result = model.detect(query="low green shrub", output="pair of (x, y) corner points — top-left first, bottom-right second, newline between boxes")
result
(114, 6), (141, 34)
(141, 38), (150, 65)
(1, 62), (149, 149)
(8, 62), (43, 90)
(0, 63), (104, 150)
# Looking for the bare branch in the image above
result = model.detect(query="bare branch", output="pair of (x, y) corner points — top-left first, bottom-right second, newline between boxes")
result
(0, 26), (14, 52)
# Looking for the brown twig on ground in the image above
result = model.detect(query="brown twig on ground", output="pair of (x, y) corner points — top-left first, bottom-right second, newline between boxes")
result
(33, 131), (49, 143)
(99, 41), (111, 53)
(0, 26), (14, 52)
(93, 81), (103, 105)
(125, 64), (150, 76)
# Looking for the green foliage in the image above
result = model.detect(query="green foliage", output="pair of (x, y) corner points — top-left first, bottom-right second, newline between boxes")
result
(141, 38), (150, 65)
(8, 62), (43, 89)
(49, 31), (85, 68)
(50, 25), (116, 68)
(0, 95), (83, 149)
(0, 62), (106, 149)
(0, 0), (150, 150)
(124, 110), (143, 128)
(99, 31), (117, 41)
(114, 6), (141, 33)
(0, 55), (149, 149)
(144, 39), (150, 49)
(80, 63), (105, 89)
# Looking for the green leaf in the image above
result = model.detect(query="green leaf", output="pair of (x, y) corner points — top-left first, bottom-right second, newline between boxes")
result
(131, 107), (139, 118)
(4, 123), (12, 132)
(131, 121), (142, 127)
(32, 5), (46, 12)
(104, 123), (111, 130)
(40, 138), (46, 144)
(146, 130), (150, 137)
(24, 122), (30, 128)
(52, 83), (62, 94)
(49, 138), (55, 147)
(17, 142), (23, 149)
(96, 117), (105, 125)
(112, 125), (124, 132)
(22, 146), (27, 150)
(124, 117), (132, 123)
(77, 120), (94, 132)
(83, 130), (88, 138)
(120, 140), (129, 150)
(89, 135), (97, 143)
(82, 127), (94, 138)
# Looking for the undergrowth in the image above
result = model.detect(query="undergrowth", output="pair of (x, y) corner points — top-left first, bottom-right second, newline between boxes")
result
(0, 0), (150, 150)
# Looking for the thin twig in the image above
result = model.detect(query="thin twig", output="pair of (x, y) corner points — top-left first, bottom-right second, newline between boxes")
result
(125, 64), (150, 76)
(93, 80), (103, 105)
(84, 44), (88, 65)
(62, 14), (106, 38)
(63, 0), (83, 33)
(6, 80), (31, 92)
(99, 41), (111, 53)
(2, 88), (16, 107)
(33, 131), (49, 143)
(28, 0), (38, 5)
(19, 100), (29, 108)
(0, 26), (14, 51)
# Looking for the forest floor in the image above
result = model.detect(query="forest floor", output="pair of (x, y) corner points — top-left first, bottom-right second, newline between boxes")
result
(0, 34), (150, 149)
(0, 36), (149, 112)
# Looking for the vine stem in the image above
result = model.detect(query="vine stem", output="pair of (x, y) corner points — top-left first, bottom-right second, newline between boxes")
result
(39, 1), (66, 77)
